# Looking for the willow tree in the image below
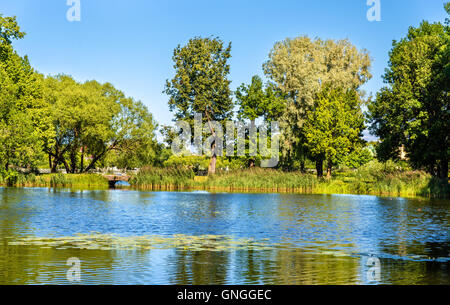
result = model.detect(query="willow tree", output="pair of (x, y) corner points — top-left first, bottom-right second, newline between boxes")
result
(164, 37), (234, 174)
(263, 37), (371, 173)
(368, 4), (449, 179)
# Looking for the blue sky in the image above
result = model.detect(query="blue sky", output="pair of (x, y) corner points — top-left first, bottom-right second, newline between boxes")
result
(0, 0), (448, 138)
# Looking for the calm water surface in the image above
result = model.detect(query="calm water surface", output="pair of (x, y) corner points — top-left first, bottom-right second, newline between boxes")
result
(0, 187), (448, 285)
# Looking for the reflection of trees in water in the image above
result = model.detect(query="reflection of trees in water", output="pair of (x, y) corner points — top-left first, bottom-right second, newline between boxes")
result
(168, 247), (360, 285)
(170, 250), (230, 285)
(271, 248), (359, 285)
(0, 188), (35, 284)
(0, 188), (117, 284)
(232, 248), (361, 284)
(0, 246), (118, 284)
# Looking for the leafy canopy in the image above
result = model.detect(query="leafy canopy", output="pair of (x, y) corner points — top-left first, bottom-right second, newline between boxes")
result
(368, 7), (449, 178)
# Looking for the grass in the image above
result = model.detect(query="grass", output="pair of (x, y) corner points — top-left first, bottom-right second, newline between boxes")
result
(129, 166), (196, 190)
(1, 161), (448, 198)
(128, 162), (449, 198)
(0, 173), (109, 188)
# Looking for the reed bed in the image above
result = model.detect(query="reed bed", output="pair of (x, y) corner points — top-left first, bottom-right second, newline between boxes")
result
(0, 173), (108, 188)
(128, 164), (448, 198)
(1, 162), (447, 198)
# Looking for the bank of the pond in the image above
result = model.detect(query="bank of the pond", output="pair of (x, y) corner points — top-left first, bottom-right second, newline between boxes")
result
(1, 167), (448, 198)
(0, 173), (109, 188)
(129, 167), (449, 199)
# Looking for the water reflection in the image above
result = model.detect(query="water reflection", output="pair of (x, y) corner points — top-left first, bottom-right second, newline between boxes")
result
(0, 187), (448, 284)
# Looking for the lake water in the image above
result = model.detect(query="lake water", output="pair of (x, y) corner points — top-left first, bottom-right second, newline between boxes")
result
(0, 187), (448, 285)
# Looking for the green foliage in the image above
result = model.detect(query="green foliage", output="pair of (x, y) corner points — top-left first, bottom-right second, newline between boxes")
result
(43, 75), (158, 173)
(303, 87), (365, 176)
(0, 15), (25, 44)
(163, 155), (245, 171)
(159, 125), (177, 148)
(235, 75), (285, 121)
(0, 15), (52, 171)
(368, 13), (449, 179)
(164, 36), (234, 173)
(164, 36), (233, 126)
(263, 36), (372, 169)
(341, 146), (374, 169)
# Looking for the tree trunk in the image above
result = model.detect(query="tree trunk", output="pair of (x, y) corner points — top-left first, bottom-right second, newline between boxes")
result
(83, 147), (111, 173)
(316, 160), (323, 178)
(326, 160), (332, 179)
(48, 154), (53, 171)
(51, 158), (58, 173)
(70, 150), (77, 174)
(62, 158), (71, 174)
(205, 113), (217, 175)
(80, 147), (84, 173)
(300, 161), (305, 173)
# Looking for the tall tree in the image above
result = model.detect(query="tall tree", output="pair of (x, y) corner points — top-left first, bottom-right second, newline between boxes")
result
(43, 75), (158, 173)
(304, 87), (365, 178)
(368, 6), (449, 179)
(0, 15), (53, 172)
(235, 75), (285, 167)
(263, 37), (371, 172)
(164, 37), (234, 174)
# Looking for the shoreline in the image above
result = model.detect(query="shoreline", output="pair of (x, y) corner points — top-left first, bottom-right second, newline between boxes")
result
(0, 183), (447, 200)
(1, 167), (448, 199)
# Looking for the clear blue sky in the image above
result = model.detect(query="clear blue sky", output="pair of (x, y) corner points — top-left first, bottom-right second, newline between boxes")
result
(1, 0), (448, 138)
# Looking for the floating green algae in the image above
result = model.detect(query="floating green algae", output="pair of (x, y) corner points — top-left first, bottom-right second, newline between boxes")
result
(8, 233), (278, 252)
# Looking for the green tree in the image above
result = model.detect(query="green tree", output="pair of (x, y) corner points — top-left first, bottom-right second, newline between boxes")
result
(235, 75), (285, 122)
(0, 15), (53, 173)
(341, 145), (375, 169)
(43, 75), (158, 173)
(164, 37), (234, 174)
(104, 99), (159, 170)
(368, 6), (449, 179)
(234, 75), (285, 167)
(264, 37), (371, 171)
(304, 87), (365, 178)
(160, 125), (177, 148)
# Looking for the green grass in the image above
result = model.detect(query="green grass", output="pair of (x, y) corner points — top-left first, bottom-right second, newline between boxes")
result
(128, 162), (449, 198)
(1, 162), (448, 198)
(0, 173), (109, 188)
(129, 166), (196, 190)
